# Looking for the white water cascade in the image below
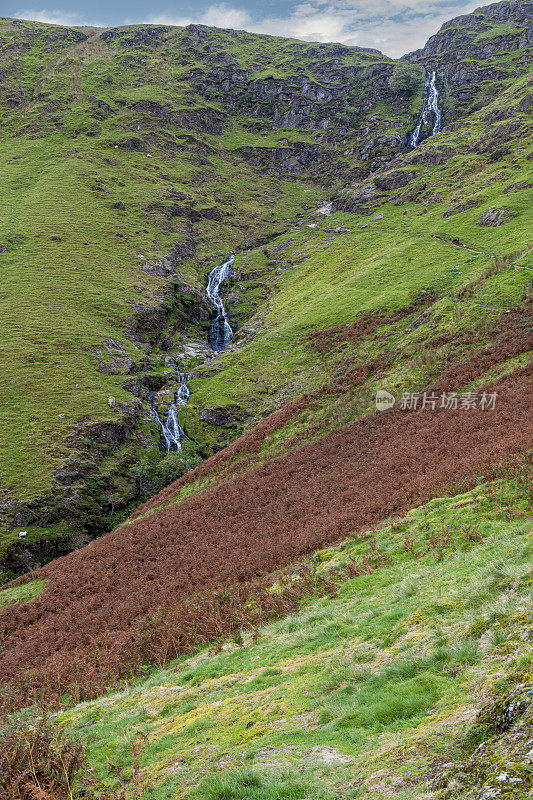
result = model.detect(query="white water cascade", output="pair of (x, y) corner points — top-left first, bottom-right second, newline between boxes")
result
(206, 255), (235, 351)
(409, 70), (442, 149)
(149, 254), (235, 449)
(149, 375), (190, 452)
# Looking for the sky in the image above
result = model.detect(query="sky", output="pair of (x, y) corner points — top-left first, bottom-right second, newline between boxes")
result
(7, 0), (480, 57)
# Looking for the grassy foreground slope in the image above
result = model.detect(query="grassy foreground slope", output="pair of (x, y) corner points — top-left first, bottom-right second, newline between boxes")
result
(58, 473), (533, 800)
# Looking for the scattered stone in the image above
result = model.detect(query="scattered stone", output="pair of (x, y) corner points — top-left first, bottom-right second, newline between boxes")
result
(443, 199), (482, 218)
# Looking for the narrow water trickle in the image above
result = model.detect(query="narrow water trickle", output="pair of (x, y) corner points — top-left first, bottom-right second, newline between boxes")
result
(206, 255), (235, 352)
(409, 70), (441, 149)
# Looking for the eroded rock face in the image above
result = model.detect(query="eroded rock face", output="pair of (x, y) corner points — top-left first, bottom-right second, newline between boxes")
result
(403, 0), (532, 113)
(236, 144), (324, 175)
(405, 144), (457, 166)
(100, 26), (171, 47)
(518, 93), (533, 112)
(432, 683), (533, 799)
(443, 199), (482, 218)
(478, 207), (517, 226)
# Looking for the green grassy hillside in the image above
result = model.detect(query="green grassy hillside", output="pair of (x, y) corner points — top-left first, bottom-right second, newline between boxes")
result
(129, 71), (533, 514)
(0, 17), (399, 555)
(0, 3), (531, 572)
(0, 5), (532, 796)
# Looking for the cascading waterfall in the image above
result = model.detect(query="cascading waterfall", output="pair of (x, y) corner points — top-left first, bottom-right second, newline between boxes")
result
(409, 70), (442, 149)
(149, 374), (190, 452)
(177, 375), (190, 404)
(149, 254), (234, 449)
(206, 255), (235, 351)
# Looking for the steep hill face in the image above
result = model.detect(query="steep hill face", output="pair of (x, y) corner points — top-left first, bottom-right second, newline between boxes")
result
(405, 0), (532, 115)
(0, 0), (532, 580)
(0, 19), (399, 569)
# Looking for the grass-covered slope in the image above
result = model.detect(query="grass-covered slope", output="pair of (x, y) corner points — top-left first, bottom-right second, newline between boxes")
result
(0, 1), (531, 574)
(58, 473), (532, 799)
(0, 18), (392, 510)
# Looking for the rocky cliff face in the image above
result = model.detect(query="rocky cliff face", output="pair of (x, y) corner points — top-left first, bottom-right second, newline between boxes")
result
(404, 0), (532, 115)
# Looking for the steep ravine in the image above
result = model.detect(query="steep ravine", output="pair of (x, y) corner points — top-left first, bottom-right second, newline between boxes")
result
(149, 256), (235, 450)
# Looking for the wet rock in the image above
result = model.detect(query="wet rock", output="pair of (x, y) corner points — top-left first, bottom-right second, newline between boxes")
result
(176, 339), (214, 360)
(478, 208), (517, 227)
(122, 373), (166, 399)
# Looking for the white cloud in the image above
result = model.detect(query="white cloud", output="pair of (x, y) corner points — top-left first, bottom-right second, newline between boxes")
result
(147, 4), (253, 29)
(14, 7), (103, 26)
(142, 0), (479, 57)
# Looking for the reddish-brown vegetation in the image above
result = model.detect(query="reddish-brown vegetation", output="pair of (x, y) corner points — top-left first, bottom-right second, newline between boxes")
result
(1, 361), (532, 706)
(306, 291), (438, 353)
(134, 300), (532, 515)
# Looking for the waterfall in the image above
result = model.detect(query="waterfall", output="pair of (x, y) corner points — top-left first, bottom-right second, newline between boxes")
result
(149, 374), (190, 452)
(206, 255), (235, 351)
(177, 375), (190, 405)
(409, 70), (441, 149)
(148, 252), (235, 450)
